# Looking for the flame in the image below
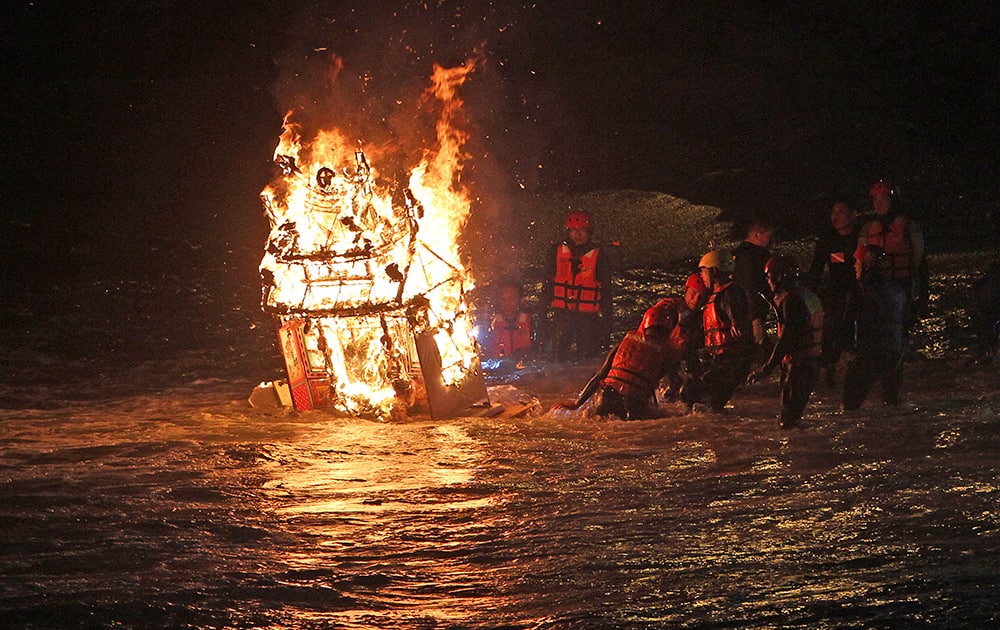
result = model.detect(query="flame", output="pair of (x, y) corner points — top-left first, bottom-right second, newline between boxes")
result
(260, 59), (480, 418)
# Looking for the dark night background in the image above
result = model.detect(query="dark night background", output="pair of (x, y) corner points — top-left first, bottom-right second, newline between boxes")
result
(2, 1), (999, 373)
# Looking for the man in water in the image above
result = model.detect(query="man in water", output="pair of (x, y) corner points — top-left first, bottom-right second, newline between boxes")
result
(858, 180), (927, 338)
(843, 245), (908, 410)
(806, 199), (861, 386)
(747, 255), (824, 429)
(681, 249), (755, 412)
(733, 219), (776, 352)
(550, 300), (683, 420)
(542, 210), (614, 361)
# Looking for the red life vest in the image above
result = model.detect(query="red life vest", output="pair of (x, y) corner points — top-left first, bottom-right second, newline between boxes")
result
(862, 215), (915, 282)
(551, 244), (602, 313)
(487, 312), (532, 358)
(601, 331), (668, 401)
(774, 286), (824, 361)
(703, 283), (746, 355)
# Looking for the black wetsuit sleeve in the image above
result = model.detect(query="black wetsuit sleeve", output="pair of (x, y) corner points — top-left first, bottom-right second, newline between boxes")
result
(723, 284), (754, 344)
(762, 293), (809, 372)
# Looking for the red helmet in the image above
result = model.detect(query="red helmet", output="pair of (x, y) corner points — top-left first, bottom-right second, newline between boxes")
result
(564, 210), (592, 230)
(684, 273), (707, 292)
(869, 180), (893, 197)
(764, 255), (800, 284)
(641, 302), (678, 332)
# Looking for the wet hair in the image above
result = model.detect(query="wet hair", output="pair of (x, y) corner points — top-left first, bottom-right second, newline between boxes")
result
(733, 216), (775, 241)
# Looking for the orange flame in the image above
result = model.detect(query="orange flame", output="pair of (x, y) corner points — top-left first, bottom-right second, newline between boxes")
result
(260, 59), (480, 418)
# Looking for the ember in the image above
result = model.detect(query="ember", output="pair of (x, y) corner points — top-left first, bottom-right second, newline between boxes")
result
(257, 61), (487, 420)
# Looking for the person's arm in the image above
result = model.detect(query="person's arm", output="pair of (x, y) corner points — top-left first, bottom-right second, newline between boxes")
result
(725, 284), (755, 344)
(550, 342), (618, 410)
(748, 294), (807, 382)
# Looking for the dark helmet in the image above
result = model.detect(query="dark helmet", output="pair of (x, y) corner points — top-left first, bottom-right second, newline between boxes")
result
(564, 210), (592, 230)
(764, 255), (800, 286)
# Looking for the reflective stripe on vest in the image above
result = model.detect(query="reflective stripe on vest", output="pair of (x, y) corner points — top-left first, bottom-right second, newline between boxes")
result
(551, 244), (602, 313)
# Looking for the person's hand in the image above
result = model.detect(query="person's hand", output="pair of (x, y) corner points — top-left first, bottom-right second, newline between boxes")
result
(550, 400), (580, 411)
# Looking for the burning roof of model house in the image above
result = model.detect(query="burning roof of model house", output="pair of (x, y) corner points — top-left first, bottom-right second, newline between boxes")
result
(256, 61), (488, 420)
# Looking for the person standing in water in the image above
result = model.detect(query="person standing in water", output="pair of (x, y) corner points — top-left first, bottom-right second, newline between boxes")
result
(542, 210), (614, 361)
(747, 255), (824, 429)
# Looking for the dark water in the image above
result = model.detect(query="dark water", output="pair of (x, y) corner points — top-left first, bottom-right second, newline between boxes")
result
(2, 241), (999, 628)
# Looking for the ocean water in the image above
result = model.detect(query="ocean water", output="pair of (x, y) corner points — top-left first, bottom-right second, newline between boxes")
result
(1, 241), (998, 628)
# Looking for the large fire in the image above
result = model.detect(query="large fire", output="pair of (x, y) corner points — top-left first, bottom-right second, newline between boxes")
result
(258, 61), (486, 420)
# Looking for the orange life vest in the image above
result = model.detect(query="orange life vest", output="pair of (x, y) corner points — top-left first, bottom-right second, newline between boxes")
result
(487, 312), (532, 358)
(862, 215), (915, 282)
(551, 244), (602, 313)
(703, 283), (747, 355)
(601, 331), (668, 401)
(774, 286), (824, 361)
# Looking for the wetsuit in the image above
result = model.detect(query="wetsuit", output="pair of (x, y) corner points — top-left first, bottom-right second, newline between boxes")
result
(760, 283), (824, 428)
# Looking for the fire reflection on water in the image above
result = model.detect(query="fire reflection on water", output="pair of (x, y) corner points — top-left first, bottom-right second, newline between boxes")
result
(263, 419), (492, 517)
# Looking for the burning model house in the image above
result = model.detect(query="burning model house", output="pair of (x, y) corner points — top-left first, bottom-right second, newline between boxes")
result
(255, 63), (489, 420)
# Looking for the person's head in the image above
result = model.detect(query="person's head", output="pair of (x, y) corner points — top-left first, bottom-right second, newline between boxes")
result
(640, 302), (678, 342)
(745, 220), (774, 248)
(870, 180), (893, 216)
(854, 244), (888, 280)
(764, 255), (800, 292)
(830, 201), (856, 233)
(698, 249), (734, 289)
(684, 272), (710, 310)
(495, 280), (523, 318)
(564, 210), (592, 246)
